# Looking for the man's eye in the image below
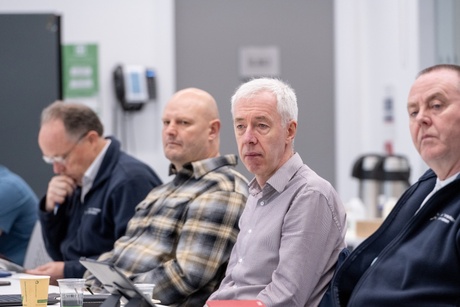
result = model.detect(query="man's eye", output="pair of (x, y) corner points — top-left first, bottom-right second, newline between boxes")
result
(407, 107), (418, 118)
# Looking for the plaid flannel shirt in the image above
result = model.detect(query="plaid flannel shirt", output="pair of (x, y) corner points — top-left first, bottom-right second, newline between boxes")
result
(87, 154), (248, 306)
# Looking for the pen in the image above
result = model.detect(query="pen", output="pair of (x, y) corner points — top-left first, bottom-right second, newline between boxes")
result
(53, 203), (60, 215)
(86, 287), (94, 295)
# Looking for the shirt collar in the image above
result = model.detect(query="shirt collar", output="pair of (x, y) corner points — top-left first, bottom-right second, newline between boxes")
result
(436, 171), (460, 191)
(169, 154), (238, 183)
(249, 152), (303, 195)
(81, 139), (111, 201)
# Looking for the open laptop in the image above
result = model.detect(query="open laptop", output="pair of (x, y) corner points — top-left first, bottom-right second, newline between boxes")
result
(80, 258), (157, 307)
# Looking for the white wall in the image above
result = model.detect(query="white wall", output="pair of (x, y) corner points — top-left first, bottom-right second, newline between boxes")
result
(1, 1), (439, 202)
(335, 0), (433, 204)
(0, 0), (174, 182)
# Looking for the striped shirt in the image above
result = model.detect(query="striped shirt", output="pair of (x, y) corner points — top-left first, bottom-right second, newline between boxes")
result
(88, 155), (248, 306)
(208, 153), (347, 307)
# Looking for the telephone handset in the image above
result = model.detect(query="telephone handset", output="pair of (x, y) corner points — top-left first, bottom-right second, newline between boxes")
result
(113, 65), (156, 111)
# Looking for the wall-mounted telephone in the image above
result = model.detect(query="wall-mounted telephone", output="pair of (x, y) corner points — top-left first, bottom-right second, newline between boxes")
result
(113, 65), (157, 111)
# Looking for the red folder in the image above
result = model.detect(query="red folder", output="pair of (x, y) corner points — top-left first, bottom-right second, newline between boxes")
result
(206, 300), (266, 307)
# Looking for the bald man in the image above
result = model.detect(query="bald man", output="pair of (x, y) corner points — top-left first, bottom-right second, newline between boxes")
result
(85, 88), (249, 307)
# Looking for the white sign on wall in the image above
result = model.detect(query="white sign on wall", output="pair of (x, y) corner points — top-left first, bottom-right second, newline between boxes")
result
(239, 46), (280, 78)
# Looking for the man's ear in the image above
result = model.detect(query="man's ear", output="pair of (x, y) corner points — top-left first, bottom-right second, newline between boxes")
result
(86, 130), (99, 144)
(209, 119), (221, 140)
(287, 120), (297, 142)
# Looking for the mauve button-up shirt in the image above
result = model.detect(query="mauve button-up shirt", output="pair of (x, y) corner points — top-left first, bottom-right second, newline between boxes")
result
(209, 153), (347, 307)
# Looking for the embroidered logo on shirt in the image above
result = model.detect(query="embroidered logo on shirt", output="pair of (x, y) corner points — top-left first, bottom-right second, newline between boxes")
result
(430, 212), (455, 224)
(84, 207), (101, 216)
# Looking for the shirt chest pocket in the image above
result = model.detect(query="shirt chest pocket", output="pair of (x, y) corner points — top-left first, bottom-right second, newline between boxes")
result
(145, 196), (192, 239)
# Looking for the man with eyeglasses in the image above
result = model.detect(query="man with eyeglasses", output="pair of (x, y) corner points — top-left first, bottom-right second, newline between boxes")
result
(26, 101), (162, 284)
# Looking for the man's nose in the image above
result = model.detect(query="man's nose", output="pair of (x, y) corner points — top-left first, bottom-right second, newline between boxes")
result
(242, 128), (257, 144)
(415, 109), (431, 126)
(164, 123), (177, 135)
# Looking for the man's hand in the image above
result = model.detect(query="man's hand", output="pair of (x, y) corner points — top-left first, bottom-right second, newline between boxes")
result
(26, 261), (65, 285)
(45, 175), (76, 212)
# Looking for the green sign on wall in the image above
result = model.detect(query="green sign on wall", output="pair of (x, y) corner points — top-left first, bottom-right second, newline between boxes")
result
(62, 44), (99, 98)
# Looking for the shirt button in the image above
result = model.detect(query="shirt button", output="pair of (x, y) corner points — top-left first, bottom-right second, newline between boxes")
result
(238, 258), (243, 263)
(260, 201), (265, 206)
(248, 229), (252, 233)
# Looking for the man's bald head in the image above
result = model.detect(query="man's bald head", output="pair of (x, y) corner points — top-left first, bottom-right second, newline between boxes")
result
(161, 88), (221, 170)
